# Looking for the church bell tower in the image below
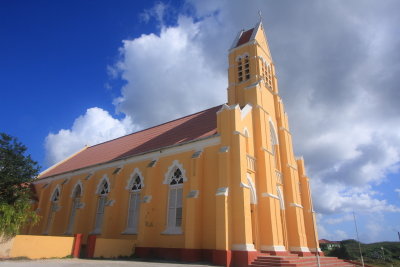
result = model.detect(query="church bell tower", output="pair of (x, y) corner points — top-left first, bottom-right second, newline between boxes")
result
(227, 21), (278, 108)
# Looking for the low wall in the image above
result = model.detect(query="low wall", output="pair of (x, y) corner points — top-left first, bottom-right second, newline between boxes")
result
(9, 235), (75, 259)
(93, 238), (136, 258)
(0, 236), (15, 258)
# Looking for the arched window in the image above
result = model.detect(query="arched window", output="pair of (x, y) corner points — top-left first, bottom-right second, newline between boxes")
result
(163, 161), (187, 234)
(66, 182), (82, 235)
(237, 54), (250, 83)
(269, 121), (279, 169)
(93, 176), (110, 234)
(124, 169), (143, 234)
(277, 186), (285, 210)
(44, 186), (61, 234)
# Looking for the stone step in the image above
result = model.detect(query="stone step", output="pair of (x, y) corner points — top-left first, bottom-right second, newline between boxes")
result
(250, 255), (356, 267)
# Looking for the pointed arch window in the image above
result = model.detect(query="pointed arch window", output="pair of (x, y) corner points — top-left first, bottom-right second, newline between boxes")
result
(66, 183), (82, 235)
(44, 186), (61, 235)
(163, 161), (187, 235)
(93, 177), (110, 234)
(124, 170), (144, 234)
(269, 122), (279, 170)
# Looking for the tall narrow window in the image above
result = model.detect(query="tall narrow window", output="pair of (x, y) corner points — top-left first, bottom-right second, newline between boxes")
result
(270, 123), (279, 169)
(237, 57), (243, 82)
(93, 178), (110, 234)
(66, 184), (82, 235)
(44, 186), (60, 235)
(244, 55), (250, 80)
(165, 168), (184, 234)
(125, 174), (143, 234)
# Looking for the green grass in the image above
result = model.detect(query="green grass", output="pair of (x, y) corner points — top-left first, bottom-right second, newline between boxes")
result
(323, 239), (400, 267)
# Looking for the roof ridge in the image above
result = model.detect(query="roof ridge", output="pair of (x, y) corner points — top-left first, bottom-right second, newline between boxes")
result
(88, 104), (223, 149)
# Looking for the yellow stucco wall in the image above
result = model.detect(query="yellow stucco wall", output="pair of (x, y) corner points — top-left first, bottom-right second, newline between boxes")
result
(9, 235), (74, 259)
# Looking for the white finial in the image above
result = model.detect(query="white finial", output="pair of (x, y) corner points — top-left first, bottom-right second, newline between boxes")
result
(258, 10), (263, 22)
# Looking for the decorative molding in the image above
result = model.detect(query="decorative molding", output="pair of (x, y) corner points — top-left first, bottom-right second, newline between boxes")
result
(219, 146), (229, 153)
(269, 118), (279, 145)
(246, 173), (257, 204)
(95, 174), (110, 195)
(50, 184), (61, 202)
(147, 159), (158, 168)
(217, 104), (230, 113)
(162, 227), (183, 235)
(279, 126), (291, 134)
(244, 80), (261, 90)
(240, 182), (251, 189)
(142, 195), (152, 203)
(255, 105), (270, 115)
(240, 104), (252, 120)
(61, 178), (70, 185)
(243, 127), (250, 138)
(126, 168), (144, 190)
(216, 187), (229, 196)
(163, 160), (187, 184)
(261, 192), (279, 199)
(70, 180), (84, 198)
(34, 135), (221, 184)
(187, 190), (199, 199)
(260, 245), (286, 252)
(290, 203), (303, 209)
(76, 202), (85, 209)
(121, 229), (137, 235)
(84, 172), (94, 180)
(262, 147), (274, 155)
(191, 150), (202, 159)
(105, 199), (115, 206)
(231, 244), (256, 251)
(233, 130), (247, 137)
(287, 163), (298, 171)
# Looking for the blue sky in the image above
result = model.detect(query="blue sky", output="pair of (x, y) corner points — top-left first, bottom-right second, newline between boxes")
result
(1, 0), (400, 243)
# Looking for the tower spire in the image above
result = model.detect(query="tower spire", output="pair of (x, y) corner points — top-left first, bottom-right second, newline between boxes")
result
(258, 10), (263, 23)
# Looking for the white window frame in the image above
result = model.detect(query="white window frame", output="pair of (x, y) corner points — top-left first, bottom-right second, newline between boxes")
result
(92, 175), (110, 234)
(124, 169), (144, 234)
(43, 185), (61, 235)
(163, 161), (187, 235)
(65, 182), (82, 235)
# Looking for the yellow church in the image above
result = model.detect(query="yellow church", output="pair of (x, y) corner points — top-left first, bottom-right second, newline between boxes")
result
(22, 22), (339, 267)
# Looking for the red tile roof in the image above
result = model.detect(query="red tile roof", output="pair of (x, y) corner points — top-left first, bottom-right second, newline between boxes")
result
(40, 105), (222, 179)
(236, 28), (254, 47)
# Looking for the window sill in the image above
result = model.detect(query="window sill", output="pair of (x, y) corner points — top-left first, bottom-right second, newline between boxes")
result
(121, 229), (138, 235)
(161, 227), (183, 235)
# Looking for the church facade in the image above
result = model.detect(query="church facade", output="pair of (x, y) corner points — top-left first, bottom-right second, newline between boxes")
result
(26, 22), (320, 266)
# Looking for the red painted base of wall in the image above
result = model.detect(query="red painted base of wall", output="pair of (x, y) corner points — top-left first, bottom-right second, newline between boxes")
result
(291, 251), (314, 256)
(261, 250), (292, 256)
(136, 247), (258, 267)
(86, 235), (97, 258)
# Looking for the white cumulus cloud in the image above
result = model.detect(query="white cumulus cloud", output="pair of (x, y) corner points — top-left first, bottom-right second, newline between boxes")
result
(112, 15), (226, 129)
(45, 107), (134, 166)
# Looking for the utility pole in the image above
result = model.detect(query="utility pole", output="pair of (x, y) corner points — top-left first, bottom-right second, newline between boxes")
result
(353, 211), (364, 267)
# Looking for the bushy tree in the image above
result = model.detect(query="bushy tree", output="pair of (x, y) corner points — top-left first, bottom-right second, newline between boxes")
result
(0, 133), (40, 237)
